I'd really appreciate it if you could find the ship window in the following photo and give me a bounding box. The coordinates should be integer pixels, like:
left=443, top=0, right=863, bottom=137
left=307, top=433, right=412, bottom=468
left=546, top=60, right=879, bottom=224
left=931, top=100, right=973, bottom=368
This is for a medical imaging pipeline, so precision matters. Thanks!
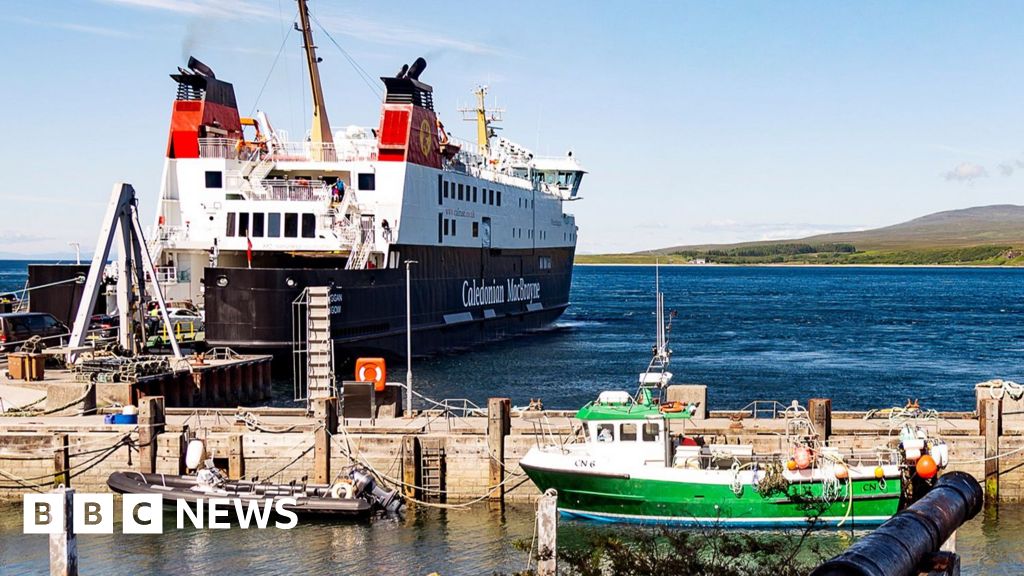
left=596, top=424, right=615, bottom=442
left=301, top=213, right=316, bottom=238
left=268, top=213, right=281, bottom=238
left=358, top=173, right=375, bottom=190
left=473, top=186, right=478, bottom=202
left=643, top=423, right=660, bottom=442
left=442, top=179, right=448, bottom=201
left=458, top=183, right=464, bottom=201
left=284, top=213, right=298, bottom=237
left=621, top=423, right=637, bottom=442
left=225, top=212, right=236, bottom=237
left=443, top=218, right=449, bottom=236
left=539, top=256, right=552, bottom=270
left=205, top=171, right=223, bottom=189
left=452, top=219, right=457, bottom=236
left=497, top=191, right=502, bottom=206
left=489, top=189, right=494, bottom=205
left=472, top=221, right=479, bottom=238
left=238, top=213, right=250, bottom=237
left=252, top=213, right=265, bottom=237
left=438, top=213, right=443, bottom=243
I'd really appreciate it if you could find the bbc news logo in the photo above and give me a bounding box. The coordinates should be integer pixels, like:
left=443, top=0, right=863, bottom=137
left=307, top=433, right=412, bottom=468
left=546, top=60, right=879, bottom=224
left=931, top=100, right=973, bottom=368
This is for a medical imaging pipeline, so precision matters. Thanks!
left=23, top=494, right=299, bottom=534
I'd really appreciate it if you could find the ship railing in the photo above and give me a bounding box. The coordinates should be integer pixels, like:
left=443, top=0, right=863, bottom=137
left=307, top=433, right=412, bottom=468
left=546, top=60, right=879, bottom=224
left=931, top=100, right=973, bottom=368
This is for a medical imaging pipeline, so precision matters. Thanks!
left=250, top=180, right=332, bottom=202
left=198, top=137, right=240, bottom=160
left=265, top=141, right=378, bottom=163
left=151, top=225, right=190, bottom=244
left=154, top=266, right=177, bottom=284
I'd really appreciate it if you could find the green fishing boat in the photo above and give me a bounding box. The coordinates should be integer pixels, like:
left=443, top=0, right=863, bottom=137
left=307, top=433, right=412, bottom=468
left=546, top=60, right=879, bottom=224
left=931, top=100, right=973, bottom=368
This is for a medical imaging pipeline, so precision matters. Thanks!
left=519, top=270, right=914, bottom=528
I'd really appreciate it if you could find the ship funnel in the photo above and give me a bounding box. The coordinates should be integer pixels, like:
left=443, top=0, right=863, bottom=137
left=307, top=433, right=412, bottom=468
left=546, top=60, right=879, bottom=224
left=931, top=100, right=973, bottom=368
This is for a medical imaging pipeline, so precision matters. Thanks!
left=187, top=56, right=216, bottom=79
left=395, top=63, right=409, bottom=79
left=407, top=57, right=427, bottom=80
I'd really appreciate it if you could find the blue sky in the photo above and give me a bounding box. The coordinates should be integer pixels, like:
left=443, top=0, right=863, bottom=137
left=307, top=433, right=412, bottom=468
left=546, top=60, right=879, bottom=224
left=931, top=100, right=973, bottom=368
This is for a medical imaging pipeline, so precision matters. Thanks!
left=2, top=0, right=1023, bottom=255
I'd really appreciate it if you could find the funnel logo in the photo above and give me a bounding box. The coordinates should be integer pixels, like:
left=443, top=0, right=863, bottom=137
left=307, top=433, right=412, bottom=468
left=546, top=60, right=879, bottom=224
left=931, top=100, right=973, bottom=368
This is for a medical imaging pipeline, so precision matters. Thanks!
left=419, top=118, right=434, bottom=156
left=23, top=493, right=298, bottom=534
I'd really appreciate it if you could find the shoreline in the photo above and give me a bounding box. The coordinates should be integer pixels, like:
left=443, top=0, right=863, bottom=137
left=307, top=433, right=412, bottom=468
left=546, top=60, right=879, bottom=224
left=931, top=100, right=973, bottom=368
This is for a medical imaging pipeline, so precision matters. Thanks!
left=573, top=261, right=1022, bottom=269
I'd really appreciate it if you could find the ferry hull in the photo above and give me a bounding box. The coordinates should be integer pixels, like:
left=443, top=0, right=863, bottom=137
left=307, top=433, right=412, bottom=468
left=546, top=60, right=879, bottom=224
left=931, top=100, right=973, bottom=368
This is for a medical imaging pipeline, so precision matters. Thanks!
left=520, top=463, right=901, bottom=528
left=202, top=244, right=575, bottom=358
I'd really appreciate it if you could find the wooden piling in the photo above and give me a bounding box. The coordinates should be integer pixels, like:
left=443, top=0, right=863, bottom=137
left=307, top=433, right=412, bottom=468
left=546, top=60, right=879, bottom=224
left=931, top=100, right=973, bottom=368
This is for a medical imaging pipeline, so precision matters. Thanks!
left=312, top=397, right=338, bottom=484
left=487, top=398, right=511, bottom=502
left=137, top=396, right=166, bottom=474
left=52, top=434, right=69, bottom=488
left=809, top=398, right=832, bottom=440
left=979, top=397, right=1001, bottom=502
left=402, top=435, right=421, bottom=500
left=536, top=489, right=558, bottom=576
left=49, top=486, right=77, bottom=576
left=228, top=433, right=245, bottom=480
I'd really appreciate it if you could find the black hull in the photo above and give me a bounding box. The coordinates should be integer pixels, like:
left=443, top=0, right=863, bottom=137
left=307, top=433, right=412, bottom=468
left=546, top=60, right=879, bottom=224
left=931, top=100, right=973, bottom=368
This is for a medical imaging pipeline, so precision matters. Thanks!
left=203, top=245, right=575, bottom=360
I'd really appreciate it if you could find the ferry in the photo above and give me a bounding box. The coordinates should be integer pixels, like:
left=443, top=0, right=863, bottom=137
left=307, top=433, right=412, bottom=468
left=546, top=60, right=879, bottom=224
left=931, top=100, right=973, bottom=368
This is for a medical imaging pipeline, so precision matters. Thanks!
left=150, top=0, right=584, bottom=359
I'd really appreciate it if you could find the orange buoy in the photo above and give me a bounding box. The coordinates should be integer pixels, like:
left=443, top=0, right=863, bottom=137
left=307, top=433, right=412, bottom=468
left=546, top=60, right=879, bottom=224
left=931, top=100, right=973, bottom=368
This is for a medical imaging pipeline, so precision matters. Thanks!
left=794, top=447, right=811, bottom=470
left=786, top=459, right=798, bottom=471
left=355, top=357, right=387, bottom=392
left=916, top=454, right=938, bottom=479
left=659, top=401, right=684, bottom=413
left=835, top=464, right=849, bottom=480
left=874, top=466, right=885, bottom=479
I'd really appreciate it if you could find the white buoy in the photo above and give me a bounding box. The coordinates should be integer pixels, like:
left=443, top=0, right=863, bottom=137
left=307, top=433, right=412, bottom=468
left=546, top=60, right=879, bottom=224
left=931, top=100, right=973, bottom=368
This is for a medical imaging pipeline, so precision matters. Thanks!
left=185, top=439, right=206, bottom=471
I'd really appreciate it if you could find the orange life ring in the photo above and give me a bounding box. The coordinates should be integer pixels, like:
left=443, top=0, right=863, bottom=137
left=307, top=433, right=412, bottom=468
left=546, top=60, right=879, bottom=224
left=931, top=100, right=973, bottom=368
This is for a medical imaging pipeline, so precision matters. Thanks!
left=355, top=357, right=387, bottom=392
left=660, top=401, right=684, bottom=414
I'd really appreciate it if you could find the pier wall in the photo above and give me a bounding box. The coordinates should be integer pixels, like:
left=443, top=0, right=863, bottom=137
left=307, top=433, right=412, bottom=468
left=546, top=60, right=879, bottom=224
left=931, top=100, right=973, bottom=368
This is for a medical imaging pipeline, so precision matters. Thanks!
left=5, top=391, right=1024, bottom=505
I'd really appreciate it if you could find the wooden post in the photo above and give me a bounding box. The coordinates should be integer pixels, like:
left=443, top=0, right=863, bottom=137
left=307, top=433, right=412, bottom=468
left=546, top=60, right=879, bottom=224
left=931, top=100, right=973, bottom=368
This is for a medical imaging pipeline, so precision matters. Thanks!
left=49, top=486, right=77, bottom=576
left=137, top=396, right=166, bottom=474
left=487, top=397, right=511, bottom=502
left=312, top=397, right=338, bottom=484
left=52, top=434, right=70, bottom=488
left=979, top=397, right=1001, bottom=503
left=537, top=489, right=558, bottom=576
left=402, top=435, right=421, bottom=500
left=228, top=433, right=245, bottom=480
left=809, top=398, right=832, bottom=441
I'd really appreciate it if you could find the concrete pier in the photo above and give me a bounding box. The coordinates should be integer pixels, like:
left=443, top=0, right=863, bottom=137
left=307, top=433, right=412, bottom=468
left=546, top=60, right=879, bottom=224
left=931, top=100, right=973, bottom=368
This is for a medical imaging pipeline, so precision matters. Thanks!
left=1, top=385, right=1023, bottom=504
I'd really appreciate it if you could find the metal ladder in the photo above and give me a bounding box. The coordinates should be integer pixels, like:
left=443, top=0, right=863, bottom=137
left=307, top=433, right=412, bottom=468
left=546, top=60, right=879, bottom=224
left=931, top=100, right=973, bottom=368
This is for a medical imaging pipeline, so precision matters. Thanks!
left=305, top=287, right=334, bottom=400
left=420, top=446, right=446, bottom=502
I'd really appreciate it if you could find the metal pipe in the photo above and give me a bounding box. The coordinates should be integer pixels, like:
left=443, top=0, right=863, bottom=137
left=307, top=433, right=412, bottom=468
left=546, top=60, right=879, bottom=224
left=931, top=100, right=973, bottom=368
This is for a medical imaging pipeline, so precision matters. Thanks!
left=811, top=471, right=983, bottom=576
left=404, top=260, right=418, bottom=416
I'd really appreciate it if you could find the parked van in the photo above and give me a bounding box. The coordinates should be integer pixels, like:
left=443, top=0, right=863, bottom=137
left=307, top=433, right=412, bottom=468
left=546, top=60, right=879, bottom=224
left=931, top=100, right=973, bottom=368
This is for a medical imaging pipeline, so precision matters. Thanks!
left=0, top=312, right=68, bottom=352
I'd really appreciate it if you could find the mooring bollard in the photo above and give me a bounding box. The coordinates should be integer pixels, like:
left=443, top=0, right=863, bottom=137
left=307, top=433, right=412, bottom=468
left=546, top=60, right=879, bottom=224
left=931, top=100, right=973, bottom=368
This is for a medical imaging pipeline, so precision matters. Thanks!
left=811, top=471, right=983, bottom=576
left=536, top=488, right=558, bottom=576
left=49, top=485, right=77, bottom=576
left=809, top=398, right=832, bottom=440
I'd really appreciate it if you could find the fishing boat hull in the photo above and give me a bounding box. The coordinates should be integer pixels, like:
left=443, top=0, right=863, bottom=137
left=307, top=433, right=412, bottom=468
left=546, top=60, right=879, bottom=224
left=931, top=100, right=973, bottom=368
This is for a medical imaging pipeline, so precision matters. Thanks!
left=520, top=453, right=902, bottom=528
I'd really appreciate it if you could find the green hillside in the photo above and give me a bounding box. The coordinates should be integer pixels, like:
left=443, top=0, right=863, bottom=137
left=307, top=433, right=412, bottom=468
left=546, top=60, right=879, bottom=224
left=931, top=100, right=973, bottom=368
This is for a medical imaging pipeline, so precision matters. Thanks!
left=580, top=205, right=1024, bottom=266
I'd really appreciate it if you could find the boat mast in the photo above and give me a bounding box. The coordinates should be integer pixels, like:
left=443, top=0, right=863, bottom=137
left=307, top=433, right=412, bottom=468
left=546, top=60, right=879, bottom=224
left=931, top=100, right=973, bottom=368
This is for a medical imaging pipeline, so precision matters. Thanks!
left=296, top=0, right=334, bottom=158
left=460, top=86, right=503, bottom=157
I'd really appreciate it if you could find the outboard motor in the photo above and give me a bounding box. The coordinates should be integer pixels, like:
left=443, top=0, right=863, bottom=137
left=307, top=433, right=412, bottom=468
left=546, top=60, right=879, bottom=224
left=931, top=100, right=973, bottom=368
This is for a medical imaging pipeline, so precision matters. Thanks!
left=350, top=467, right=405, bottom=513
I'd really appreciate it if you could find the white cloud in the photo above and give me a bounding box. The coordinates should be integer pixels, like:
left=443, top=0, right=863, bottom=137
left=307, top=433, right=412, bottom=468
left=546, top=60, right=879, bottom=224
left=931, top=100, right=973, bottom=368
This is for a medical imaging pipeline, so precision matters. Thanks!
left=943, top=162, right=989, bottom=183
left=96, top=0, right=273, bottom=20
left=2, top=15, right=137, bottom=38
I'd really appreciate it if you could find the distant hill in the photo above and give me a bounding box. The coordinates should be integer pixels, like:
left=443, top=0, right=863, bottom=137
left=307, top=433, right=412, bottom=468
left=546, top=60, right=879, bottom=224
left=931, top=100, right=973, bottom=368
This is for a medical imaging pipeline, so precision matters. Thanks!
left=647, top=205, right=1024, bottom=254
left=577, top=205, right=1024, bottom=266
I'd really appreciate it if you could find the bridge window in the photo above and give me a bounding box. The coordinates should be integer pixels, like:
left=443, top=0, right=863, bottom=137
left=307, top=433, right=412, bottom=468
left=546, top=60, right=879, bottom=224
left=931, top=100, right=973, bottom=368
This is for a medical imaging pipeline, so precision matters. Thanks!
left=225, top=212, right=236, bottom=237
left=205, top=171, right=223, bottom=189
left=643, top=423, right=660, bottom=442
left=596, top=424, right=615, bottom=442
left=284, top=213, right=298, bottom=238
left=301, top=213, right=316, bottom=238
left=268, top=213, right=281, bottom=238
left=621, top=423, right=637, bottom=442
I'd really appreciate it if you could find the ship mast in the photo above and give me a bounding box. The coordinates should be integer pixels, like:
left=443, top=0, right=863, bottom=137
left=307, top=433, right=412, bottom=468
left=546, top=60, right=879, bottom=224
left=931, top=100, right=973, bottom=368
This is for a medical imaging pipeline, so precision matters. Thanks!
left=460, top=86, right=503, bottom=157
left=296, top=0, right=333, bottom=158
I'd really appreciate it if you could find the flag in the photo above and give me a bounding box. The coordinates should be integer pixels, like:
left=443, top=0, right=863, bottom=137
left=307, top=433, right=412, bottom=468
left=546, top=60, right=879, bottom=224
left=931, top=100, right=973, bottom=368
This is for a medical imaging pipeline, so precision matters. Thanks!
left=246, top=236, right=252, bottom=269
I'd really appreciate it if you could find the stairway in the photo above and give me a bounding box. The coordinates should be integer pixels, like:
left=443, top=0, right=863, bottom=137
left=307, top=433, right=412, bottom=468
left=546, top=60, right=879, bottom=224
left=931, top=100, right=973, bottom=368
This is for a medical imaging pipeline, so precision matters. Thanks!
left=306, top=287, right=333, bottom=399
